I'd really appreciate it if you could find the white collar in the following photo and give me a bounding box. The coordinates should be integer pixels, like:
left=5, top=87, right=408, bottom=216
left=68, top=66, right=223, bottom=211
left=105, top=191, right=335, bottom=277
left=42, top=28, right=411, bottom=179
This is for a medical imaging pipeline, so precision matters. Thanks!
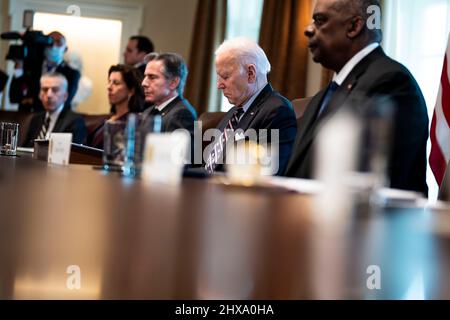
left=333, top=42, right=380, bottom=85
left=240, top=82, right=267, bottom=115
left=156, top=94, right=179, bottom=112
left=44, top=103, right=65, bottom=139
left=47, top=103, right=65, bottom=121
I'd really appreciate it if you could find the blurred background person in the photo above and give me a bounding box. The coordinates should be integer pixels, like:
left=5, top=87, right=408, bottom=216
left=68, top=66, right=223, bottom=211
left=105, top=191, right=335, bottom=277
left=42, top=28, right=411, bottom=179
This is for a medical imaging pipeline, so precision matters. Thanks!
left=22, top=72, right=86, bottom=147
left=65, top=51, right=93, bottom=112
left=0, top=69, right=7, bottom=104
left=9, top=31, right=80, bottom=112
left=123, top=35, right=154, bottom=77
left=88, top=64, right=144, bottom=149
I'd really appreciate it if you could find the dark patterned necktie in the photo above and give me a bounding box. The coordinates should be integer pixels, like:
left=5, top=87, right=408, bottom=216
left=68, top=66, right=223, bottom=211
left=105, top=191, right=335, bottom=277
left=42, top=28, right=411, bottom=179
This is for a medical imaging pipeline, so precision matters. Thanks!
left=37, top=115, right=51, bottom=140
left=149, top=106, right=160, bottom=115
left=205, top=107, right=245, bottom=173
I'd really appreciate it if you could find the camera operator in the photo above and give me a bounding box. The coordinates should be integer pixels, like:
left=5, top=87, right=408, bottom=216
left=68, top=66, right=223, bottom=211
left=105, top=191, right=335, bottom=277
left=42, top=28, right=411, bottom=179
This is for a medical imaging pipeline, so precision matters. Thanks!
left=9, top=31, right=80, bottom=112
left=0, top=69, right=7, bottom=94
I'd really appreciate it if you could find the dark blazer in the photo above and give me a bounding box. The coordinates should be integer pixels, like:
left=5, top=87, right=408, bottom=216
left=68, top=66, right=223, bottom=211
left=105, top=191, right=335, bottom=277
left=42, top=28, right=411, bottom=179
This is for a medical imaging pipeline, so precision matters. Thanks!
left=284, top=47, right=429, bottom=195
left=215, top=83, right=297, bottom=175
left=140, top=95, right=198, bottom=135
left=10, top=60, right=81, bottom=112
left=23, top=107, right=87, bottom=147
left=136, top=63, right=147, bottom=78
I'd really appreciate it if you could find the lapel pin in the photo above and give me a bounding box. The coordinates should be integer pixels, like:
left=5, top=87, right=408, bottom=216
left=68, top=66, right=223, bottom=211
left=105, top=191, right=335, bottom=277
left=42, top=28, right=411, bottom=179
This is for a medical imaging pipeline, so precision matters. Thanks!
left=347, top=84, right=353, bottom=90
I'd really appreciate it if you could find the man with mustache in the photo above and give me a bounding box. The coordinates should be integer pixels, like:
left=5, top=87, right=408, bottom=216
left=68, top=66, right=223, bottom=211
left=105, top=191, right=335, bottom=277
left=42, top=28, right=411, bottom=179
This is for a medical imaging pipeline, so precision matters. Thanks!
left=284, top=0, right=429, bottom=195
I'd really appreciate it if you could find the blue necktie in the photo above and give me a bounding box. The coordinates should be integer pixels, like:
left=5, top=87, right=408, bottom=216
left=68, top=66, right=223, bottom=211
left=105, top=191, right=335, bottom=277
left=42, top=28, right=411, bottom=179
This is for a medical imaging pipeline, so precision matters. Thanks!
left=317, top=81, right=339, bottom=118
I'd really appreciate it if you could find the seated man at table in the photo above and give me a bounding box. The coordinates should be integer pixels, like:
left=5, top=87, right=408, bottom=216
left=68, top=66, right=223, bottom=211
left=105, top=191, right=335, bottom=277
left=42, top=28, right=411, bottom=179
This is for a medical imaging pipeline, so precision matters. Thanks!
left=140, top=52, right=197, bottom=135
left=204, top=37, right=297, bottom=175
left=23, top=72, right=87, bottom=148
left=283, top=0, right=429, bottom=195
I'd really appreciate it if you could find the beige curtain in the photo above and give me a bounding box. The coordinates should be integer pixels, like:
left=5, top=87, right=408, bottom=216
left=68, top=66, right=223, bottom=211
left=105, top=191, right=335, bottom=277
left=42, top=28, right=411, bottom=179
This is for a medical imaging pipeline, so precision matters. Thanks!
left=321, top=68, right=334, bottom=88
left=184, top=0, right=227, bottom=115
left=259, top=0, right=313, bottom=100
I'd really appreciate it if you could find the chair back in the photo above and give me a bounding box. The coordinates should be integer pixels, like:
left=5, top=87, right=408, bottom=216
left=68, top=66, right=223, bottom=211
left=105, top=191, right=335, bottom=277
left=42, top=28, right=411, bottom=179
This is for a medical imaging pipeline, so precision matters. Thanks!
left=291, top=97, right=312, bottom=119
left=198, top=112, right=226, bottom=133
left=80, top=113, right=110, bottom=136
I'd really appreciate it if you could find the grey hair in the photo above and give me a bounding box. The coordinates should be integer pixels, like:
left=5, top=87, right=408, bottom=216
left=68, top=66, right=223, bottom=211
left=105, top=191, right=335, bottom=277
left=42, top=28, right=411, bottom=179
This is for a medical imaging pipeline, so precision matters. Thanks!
left=40, top=72, right=68, bottom=92
left=144, top=52, right=188, bottom=96
left=215, top=37, right=271, bottom=78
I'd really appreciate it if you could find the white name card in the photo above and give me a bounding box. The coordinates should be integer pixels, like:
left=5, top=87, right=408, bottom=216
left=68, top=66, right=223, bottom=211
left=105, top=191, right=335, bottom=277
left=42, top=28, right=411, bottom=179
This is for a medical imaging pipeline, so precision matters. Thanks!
left=142, top=131, right=190, bottom=186
left=48, top=133, right=73, bottom=165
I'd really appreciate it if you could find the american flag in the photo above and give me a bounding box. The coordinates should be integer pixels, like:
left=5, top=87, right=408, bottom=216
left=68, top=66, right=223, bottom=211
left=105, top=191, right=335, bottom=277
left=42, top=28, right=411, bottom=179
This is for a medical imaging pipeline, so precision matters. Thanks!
left=430, top=34, right=450, bottom=185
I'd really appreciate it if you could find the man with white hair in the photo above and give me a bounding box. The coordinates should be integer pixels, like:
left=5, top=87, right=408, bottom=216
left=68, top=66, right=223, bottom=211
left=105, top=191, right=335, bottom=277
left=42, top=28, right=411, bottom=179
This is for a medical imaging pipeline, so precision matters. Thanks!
left=23, top=72, right=87, bottom=147
left=205, top=37, right=297, bottom=175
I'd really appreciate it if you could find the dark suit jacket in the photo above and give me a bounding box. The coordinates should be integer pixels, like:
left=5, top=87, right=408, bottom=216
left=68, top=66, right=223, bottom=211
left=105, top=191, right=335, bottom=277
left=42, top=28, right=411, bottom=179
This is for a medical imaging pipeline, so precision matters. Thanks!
left=284, top=47, right=429, bottom=195
left=214, top=83, right=297, bottom=175
left=136, top=63, right=146, bottom=78
left=23, top=106, right=87, bottom=147
left=10, top=61, right=81, bottom=112
left=140, top=96, right=198, bottom=135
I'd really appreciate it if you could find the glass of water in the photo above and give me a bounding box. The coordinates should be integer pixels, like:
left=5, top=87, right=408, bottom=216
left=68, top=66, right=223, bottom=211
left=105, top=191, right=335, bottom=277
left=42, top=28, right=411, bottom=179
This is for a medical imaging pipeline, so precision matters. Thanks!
left=0, top=122, right=19, bottom=156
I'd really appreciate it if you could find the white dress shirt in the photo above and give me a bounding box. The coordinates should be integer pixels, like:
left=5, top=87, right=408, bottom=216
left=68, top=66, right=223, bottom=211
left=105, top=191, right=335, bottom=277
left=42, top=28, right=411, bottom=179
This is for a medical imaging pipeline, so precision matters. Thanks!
left=238, top=82, right=267, bottom=120
left=155, top=94, right=179, bottom=112
left=333, top=42, right=380, bottom=86
left=45, top=103, right=65, bottom=139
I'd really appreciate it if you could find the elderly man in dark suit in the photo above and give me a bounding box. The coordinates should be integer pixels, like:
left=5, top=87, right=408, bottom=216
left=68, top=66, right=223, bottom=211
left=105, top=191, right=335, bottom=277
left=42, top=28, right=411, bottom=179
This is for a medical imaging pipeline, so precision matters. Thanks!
left=204, top=37, right=297, bottom=175
left=140, top=52, right=197, bottom=134
left=23, top=72, right=86, bottom=147
left=284, top=0, right=429, bottom=195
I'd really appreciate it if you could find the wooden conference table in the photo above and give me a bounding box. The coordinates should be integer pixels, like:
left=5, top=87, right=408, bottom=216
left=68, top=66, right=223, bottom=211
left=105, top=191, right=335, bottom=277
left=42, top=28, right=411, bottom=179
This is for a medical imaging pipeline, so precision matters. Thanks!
left=0, top=153, right=450, bottom=300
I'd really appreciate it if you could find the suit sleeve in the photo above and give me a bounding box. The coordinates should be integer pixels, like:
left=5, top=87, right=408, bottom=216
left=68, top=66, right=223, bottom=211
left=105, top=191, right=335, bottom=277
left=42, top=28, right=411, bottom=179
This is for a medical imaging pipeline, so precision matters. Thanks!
left=68, top=115, right=88, bottom=145
left=165, top=108, right=196, bottom=135
left=259, top=103, right=298, bottom=176
left=22, top=115, right=40, bottom=148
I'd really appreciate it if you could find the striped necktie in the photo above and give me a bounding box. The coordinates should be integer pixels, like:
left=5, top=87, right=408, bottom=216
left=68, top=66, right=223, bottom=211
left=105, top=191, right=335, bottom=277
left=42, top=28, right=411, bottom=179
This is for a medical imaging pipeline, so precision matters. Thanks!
left=205, top=107, right=245, bottom=173
left=37, top=115, right=51, bottom=140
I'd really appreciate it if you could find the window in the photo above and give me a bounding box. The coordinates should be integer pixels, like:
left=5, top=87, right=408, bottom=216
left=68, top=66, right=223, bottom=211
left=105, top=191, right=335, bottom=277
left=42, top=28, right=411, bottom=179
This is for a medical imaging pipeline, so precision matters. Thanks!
left=384, top=0, right=450, bottom=201
left=219, top=0, right=264, bottom=112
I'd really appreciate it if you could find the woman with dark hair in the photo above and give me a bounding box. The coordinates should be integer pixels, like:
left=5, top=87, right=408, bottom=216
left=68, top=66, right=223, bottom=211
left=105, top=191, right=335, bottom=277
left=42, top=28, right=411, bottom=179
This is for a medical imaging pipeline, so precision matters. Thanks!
left=88, top=64, right=144, bottom=149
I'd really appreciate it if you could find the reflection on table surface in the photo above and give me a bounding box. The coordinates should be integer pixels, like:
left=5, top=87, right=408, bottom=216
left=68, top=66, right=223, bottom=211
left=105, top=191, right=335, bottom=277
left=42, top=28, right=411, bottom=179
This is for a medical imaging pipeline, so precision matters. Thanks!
left=1, top=153, right=450, bottom=299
